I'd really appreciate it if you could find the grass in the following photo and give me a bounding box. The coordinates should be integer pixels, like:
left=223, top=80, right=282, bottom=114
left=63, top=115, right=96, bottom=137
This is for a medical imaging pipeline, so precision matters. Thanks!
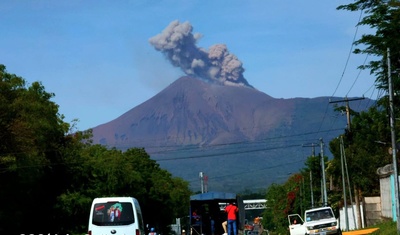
left=370, top=220, right=396, bottom=235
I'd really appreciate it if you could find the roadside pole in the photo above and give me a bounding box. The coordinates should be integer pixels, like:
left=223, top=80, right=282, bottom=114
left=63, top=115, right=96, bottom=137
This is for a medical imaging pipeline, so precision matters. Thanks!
left=387, top=47, right=400, bottom=234
left=320, top=138, right=327, bottom=207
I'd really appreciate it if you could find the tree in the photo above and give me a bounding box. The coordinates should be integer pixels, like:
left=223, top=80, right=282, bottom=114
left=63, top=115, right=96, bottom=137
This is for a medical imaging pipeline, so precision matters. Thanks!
left=0, top=65, right=192, bottom=234
left=333, top=1, right=400, bottom=228
left=302, top=154, right=324, bottom=207
left=56, top=145, right=192, bottom=234
left=337, top=0, right=400, bottom=94
left=263, top=183, right=288, bottom=234
left=328, top=106, right=392, bottom=212
left=0, top=64, right=70, bottom=233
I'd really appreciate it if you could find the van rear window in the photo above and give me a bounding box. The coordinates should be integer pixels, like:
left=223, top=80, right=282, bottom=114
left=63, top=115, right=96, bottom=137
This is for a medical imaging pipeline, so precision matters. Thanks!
left=92, top=202, right=135, bottom=226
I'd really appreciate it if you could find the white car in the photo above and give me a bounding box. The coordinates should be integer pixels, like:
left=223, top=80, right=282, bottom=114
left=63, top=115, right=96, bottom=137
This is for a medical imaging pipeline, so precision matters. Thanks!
left=288, top=207, right=342, bottom=235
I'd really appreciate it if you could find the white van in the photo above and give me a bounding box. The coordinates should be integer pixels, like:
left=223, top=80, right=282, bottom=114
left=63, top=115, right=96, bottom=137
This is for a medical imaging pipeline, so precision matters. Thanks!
left=88, top=197, right=145, bottom=235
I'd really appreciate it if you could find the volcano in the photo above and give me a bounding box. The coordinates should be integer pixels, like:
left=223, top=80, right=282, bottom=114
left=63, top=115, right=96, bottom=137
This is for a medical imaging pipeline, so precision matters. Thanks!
left=91, top=76, right=373, bottom=192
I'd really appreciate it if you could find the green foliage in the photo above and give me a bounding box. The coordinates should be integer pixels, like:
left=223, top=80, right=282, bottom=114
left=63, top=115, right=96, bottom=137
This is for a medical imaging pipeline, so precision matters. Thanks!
left=337, top=1, right=400, bottom=93
left=0, top=64, right=192, bottom=234
left=262, top=2, right=400, bottom=233
left=0, top=64, right=70, bottom=233
left=56, top=144, right=192, bottom=234
left=263, top=173, right=308, bottom=233
left=326, top=0, right=400, bottom=222
left=263, top=153, right=333, bottom=234
left=263, top=183, right=288, bottom=234
left=328, top=106, right=393, bottom=202
left=302, top=155, right=324, bottom=206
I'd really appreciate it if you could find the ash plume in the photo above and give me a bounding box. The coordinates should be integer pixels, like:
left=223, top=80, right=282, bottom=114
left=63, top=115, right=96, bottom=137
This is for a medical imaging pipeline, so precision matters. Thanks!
left=149, top=20, right=253, bottom=88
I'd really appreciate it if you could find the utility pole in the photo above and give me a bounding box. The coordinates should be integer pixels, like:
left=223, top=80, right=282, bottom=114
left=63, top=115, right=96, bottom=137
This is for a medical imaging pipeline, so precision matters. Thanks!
left=320, top=138, right=328, bottom=207
left=387, top=47, right=400, bottom=234
left=204, top=175, right=208, bottom=193
left=199, top=172, right=204, bottom=193
left=330, top=96, right=365, bottom=228
left=329, top=97, right=365, bottom=132
left=303, top=143, right=317, bottom=208
left=340, top=136, right=349, bottom=231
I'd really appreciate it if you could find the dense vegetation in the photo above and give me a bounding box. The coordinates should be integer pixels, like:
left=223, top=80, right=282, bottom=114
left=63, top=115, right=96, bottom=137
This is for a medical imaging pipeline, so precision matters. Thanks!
left=0, top=64, right=192, bottom=234
left=262, top=0, right=400, bottom=233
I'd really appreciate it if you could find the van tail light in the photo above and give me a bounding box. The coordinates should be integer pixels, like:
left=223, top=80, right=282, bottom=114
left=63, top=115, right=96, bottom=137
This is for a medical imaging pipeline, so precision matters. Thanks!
left=136, top=229, right=140, bottom=235
left=88, top=231, right=92, bottom=235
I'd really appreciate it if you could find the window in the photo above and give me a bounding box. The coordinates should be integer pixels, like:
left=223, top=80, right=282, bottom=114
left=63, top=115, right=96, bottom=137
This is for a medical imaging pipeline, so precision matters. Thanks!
left=92, top=202, right=135, bottom=226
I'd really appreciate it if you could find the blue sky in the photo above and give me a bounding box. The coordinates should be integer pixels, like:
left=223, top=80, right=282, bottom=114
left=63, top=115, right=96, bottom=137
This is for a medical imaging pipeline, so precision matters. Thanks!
left=1, top=1, right=377, bottom=131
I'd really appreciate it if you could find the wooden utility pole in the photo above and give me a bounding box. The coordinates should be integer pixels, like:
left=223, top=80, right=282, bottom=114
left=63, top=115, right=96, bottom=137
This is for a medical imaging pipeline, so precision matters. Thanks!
left=330, top=96, right=365, bottom=229
left=329, top=97, right=365, bottom=132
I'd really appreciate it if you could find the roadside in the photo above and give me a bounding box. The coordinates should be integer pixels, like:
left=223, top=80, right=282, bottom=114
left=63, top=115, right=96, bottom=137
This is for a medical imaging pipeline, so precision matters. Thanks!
left=343, top=228, right=379, bottom=235
left=342, top=220, right=395, bottom=235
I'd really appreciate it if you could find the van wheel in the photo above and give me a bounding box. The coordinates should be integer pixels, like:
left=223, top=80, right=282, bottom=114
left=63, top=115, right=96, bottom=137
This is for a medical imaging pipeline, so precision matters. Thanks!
left=336, top=229, right=342, bottom=235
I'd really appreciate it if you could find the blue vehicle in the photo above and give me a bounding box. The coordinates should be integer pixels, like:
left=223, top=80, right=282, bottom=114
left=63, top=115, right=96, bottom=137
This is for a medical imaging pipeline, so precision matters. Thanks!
left=189, top=192, right=245, bottom=235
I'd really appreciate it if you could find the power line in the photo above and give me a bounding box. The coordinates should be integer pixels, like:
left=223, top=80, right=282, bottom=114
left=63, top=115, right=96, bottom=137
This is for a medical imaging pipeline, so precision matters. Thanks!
left=331, top=10, right=364, bottom=97
left=316, top=9, right=366, bottom=137
left=187, top=158, right=306, bottom=183
left=345, top=54, right=370, bottom=97
left=154, top=143, right=301, bottom=162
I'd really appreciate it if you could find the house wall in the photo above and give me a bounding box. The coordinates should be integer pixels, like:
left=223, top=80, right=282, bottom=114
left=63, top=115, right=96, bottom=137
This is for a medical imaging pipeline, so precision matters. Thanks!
left=379, top=176, right=392, bottom=218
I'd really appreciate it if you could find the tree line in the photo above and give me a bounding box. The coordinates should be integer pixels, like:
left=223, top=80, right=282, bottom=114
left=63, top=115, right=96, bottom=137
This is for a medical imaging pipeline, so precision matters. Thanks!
left=0, top=64, right=192, bottom=234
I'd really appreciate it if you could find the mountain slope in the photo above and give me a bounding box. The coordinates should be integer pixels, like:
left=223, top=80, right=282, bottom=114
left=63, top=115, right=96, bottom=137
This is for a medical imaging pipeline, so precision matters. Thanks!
left=92, top=76, right=295, bottom=147
left=91, top=76, right=373, bottom=192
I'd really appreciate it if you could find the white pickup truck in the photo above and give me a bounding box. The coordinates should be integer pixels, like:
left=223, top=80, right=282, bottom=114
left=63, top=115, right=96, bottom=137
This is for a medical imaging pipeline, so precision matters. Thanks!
left=288, top=206, right=342, bottom=235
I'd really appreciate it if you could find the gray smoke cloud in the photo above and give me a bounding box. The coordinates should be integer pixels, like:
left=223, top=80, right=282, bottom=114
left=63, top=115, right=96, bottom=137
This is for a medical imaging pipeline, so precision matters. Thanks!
left=149, top=20, right=253, bottom=88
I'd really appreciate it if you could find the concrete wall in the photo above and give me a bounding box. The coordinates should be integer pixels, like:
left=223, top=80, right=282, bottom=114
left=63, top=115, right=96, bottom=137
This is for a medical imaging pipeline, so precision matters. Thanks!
left=339, top=204, right=364, bottom=231
left=363, top=197, right=382, bottom=227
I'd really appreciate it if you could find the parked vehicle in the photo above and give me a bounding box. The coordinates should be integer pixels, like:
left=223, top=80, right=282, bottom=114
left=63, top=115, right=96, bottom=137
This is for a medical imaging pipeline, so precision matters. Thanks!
left=288, top=206, right=342, bottom=235
left=88, top=197, right=145, bottom=235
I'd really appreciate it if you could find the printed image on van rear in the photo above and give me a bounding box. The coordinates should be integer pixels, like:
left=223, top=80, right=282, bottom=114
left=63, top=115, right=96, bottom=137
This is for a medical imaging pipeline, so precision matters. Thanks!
left=92, top=202, right=134, bottom=225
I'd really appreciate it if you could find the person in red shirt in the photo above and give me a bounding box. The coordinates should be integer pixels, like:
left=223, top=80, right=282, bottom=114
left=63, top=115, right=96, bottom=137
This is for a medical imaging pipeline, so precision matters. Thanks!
left=224, top=202, right=238, bottom=235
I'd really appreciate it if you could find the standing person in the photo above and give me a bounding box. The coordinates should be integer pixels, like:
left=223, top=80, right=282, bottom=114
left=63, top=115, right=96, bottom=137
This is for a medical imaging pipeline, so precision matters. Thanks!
left=253, top=217, right=264, bottom=235
left=221, top=221, right=227, bottom=235
left=224, top=202, right=238, bottom=235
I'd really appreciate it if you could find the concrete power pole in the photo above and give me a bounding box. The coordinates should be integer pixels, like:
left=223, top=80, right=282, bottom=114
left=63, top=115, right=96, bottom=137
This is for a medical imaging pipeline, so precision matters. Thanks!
left=303, top=143, right=317, bottom=208
left=387, top=47, right=400, bottom=234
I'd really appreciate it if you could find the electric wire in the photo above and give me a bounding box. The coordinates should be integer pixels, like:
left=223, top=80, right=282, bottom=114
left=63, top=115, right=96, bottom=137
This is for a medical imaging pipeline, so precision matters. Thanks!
left=332, top=10, right=363, bottom=97
left=187, top=158, right=306, bottom=183
left=316, top=9, right=364, bottom=135
left=345, top=54, right=369, bottom=97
